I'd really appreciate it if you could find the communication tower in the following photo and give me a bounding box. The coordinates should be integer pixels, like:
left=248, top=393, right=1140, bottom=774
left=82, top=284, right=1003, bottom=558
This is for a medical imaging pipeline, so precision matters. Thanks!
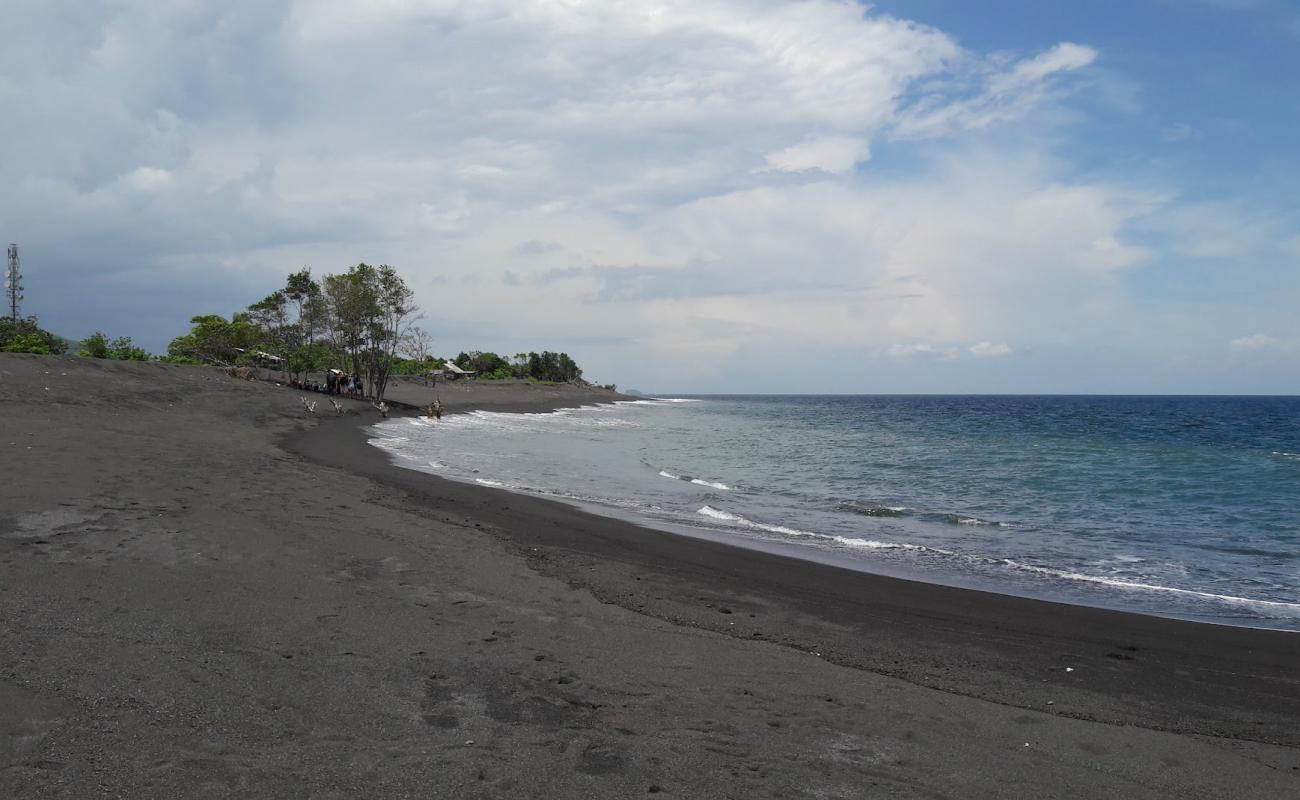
left=4, top=244, right=21, bottom=321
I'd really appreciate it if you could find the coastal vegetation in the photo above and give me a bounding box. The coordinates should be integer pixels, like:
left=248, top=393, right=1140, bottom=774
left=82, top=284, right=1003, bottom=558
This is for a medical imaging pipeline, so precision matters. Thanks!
left=80, top=332, right=150, bottom=361
left=449, top=350, right=583, bottom=383
left=5, top=263, right=589, bottom=399
left=167, top=264, right=418, bottom=402
left=0, top=316, right=69, bottom=355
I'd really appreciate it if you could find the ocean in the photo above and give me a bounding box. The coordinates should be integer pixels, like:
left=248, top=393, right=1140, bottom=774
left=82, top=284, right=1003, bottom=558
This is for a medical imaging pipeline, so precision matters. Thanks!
left=369, top=395, right=1300, bottom=631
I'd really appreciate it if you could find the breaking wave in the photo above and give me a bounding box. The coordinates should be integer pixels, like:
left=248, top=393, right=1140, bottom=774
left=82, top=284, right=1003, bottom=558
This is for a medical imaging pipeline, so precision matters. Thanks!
left=657, top=469, right=731, bottom=490
left=697, top=506, right=817, bottom=538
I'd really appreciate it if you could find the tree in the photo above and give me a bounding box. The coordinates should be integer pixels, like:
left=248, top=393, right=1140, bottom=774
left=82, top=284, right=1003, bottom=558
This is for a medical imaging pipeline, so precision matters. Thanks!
left=247, top=292, right=288, bottom=352
left=166, top=314, right=259, bottom=364
left=320, top=263, right=419, bottom=401
left=79, top=331, right=150, bottom=360
left=109, top=336, right=149, bottom=361
left=400, top=327, right=436, bottom=383
left=161, top=262, right=422, bottom=396
left=0, top=316, right=68, bottom=355
left=400, top=327, right=434, bottom=365
left=365, top=264, right=419, bottom=401
left=80, top=332, right=110, bottom=359
left=523, top=350, right=583, bottom=382
left=284, top=267, right=324, bottom=348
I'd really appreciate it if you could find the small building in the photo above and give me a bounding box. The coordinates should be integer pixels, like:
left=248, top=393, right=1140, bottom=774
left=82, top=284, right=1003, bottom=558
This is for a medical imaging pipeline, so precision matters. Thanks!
left=442, top=361, right=476, bottom=380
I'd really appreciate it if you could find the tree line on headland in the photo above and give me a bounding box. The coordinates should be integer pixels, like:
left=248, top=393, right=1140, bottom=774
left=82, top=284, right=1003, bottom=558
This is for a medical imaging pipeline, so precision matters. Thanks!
left=1, top=263, right=588, bottom=401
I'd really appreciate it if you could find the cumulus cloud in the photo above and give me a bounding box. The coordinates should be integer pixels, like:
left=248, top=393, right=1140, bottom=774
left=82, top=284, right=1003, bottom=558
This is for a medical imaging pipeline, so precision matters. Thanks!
left=14, top=0, right=1283, bottom=391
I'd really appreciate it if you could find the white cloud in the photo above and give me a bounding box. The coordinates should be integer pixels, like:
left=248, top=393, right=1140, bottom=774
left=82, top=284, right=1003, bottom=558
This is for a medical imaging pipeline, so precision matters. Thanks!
left=969, top=341, right=1012, bottom=357
left=121, top=167, right=174, bottom=192
left=763, top=136, right=871, bottom=174
left=887, top=343, right=960, bottom=360
left=13, top=0, right=1289, bottom=392
left=892, top=42, right=1098, bottom=139
left=1230, top=333, right=1281, bottom=351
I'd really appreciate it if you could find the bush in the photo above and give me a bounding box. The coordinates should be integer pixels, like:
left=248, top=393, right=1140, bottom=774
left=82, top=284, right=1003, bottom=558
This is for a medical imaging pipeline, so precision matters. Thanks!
left=0, top=317, right=67, bottom=355
left=80, top=332, right=110, bottom=358
left=2, top=332, right=52, bottom=354
left=79, top=332, right=151, bottom=360
left=110, top=336, right=150, bottom=361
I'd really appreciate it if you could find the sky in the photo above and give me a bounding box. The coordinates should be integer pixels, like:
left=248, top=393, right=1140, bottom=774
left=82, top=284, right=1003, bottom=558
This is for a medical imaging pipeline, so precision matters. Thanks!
left=3, top=0, right=1299, bottom=393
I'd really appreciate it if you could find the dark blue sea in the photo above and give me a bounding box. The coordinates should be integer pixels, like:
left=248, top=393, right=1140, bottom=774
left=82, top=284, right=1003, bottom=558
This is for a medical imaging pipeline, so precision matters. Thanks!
left=371, top=395, right=1300, bottom=630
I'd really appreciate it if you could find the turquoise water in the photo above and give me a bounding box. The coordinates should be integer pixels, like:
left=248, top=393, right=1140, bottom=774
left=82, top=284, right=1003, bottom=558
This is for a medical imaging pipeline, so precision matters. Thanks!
left=371, top=395, right=1300, bottom=630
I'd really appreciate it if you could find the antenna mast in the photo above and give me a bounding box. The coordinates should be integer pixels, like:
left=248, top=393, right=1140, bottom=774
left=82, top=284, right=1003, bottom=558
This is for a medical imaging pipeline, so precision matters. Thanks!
left=4, top=244, right=21, bottom=321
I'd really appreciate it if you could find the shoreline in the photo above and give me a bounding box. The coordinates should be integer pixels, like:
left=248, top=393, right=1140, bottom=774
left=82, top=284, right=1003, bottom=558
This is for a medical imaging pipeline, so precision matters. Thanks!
left=291, top=412, right=1300, bottom=747
left=372, top=421, right=1299, bottom=635
left=5, top=355, right=1298, bottom=797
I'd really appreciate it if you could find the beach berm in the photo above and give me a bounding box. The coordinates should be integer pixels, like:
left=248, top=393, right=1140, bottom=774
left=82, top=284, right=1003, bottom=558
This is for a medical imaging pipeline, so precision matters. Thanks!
left=1, top=354, right=1297, bottom=798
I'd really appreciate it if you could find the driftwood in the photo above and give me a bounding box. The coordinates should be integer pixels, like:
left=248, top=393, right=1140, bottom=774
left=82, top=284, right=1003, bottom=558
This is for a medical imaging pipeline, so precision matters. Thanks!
left=225, top=366, right=256, bottom=381
left=373, top=400, right=389, bottom=418
left=300, top=396, right=317, bottom=414
left=329, top=398, right=344, bottom=416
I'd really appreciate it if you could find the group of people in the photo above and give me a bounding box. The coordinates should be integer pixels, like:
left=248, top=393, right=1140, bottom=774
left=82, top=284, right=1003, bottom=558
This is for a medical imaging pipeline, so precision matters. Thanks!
left=288, top=371, right=364, bottom=399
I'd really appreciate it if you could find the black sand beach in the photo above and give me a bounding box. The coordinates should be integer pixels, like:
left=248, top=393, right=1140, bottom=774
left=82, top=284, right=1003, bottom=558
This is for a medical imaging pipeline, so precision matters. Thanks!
left=2, top=354, right=1298, bottom=798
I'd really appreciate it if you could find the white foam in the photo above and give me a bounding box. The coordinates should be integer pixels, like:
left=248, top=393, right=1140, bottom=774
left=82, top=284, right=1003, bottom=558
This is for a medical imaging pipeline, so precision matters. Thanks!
left=696, top=506, right=817, bottom=538
left=698, top=505, right=741, bottom=522
left=475, top=478, right=506, bottom=487
left=690, top=478, right=731, bottom=491
left=954, top=516, right=1013, bottom=528
left=1002, top=560, right=1300, bottom=612
left=658, top=470, right=680, bottom=480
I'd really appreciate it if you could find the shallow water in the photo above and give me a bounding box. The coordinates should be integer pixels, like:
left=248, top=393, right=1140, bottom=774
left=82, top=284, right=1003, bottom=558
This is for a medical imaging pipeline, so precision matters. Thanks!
left=370, top=395, right=1300, bottom=630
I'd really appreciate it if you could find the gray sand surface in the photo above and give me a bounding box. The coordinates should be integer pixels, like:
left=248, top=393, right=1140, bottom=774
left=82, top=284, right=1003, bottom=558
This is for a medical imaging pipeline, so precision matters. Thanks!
left=1, top=354, right=1297, bottom=798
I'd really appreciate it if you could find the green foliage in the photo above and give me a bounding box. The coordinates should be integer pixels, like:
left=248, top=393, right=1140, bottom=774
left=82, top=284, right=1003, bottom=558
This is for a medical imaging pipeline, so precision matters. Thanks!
left=434, top=349, right=587, bottom=381
left=390, top=355, right=445, bottom=376
left=455, top=351, right=510, bottom=376
left=525, top=350, right=582, bottom=382
left=109, top=337, right=149, bottom=361
left=321, top=263, right=418, bottom=400
left=445, top=349, right=585, bottom=382
left=0, top=316, right=68, bottom=355
left=167, top=313, right=260, bottom=364
left=79, top=331, right=151, bottom=360
left=80, top=332, right=109, bottom=358
left=286, top=342, right=334, bottom=376
left=3, top=332, right=51, bottom=354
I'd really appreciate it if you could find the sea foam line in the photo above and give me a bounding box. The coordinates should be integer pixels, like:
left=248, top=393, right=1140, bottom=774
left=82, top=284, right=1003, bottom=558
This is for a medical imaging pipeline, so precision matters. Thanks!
left=1002, top=560, right=1300, bottom=612
left=697, top=506, right=817, bottom=538
left=694, top=507, right=1298, bottom=614
left=658, top=470, right=731, bottom=490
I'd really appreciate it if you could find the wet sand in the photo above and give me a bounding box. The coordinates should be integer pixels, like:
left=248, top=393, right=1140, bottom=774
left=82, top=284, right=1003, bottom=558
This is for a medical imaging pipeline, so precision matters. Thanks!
left=1, top=354, right=1297, bottom=798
